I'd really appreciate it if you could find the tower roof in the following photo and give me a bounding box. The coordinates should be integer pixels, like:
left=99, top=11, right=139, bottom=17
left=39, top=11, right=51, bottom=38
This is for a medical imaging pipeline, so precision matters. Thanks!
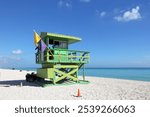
left=41, top=32, right=81, bottom=44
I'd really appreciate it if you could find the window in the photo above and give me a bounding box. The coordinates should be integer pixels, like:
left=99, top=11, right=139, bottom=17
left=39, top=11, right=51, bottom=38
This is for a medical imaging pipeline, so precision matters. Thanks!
left=53, top=41, right=68, bottom=49
left=49, top=39, right=53, bottom=44
left=59, top=42, right=68, bottom=48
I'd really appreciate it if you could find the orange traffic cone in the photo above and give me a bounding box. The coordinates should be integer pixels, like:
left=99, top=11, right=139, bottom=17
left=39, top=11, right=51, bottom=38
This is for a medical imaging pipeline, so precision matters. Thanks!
left=77, top=89, right=81, bottom=97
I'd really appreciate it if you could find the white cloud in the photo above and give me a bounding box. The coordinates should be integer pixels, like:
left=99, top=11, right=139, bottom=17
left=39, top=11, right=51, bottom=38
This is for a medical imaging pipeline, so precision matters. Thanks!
left=10, top=56, right=21, bottom=61
left=58, top=0, right=63, bottom=7
left=96, top=10, right=106, bottom=17
left=0, top=56, right=8, bottom=64
left=65, top=2, right=72, bottom=8
left=80, top=0, right=91, bottom=3
left=100, top=11, right=106, bottom=17
left=0, top=55, right=22, bottom=68
left=58, top=0, right=72, bottom=8
left=114, top=6, right=142, bottom=22
left=12, top=49, right=23, bottom=55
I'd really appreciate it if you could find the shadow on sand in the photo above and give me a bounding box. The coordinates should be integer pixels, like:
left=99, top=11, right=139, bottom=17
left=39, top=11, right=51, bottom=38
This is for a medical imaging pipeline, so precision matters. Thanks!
left=0, top=80, right=39, bottom=87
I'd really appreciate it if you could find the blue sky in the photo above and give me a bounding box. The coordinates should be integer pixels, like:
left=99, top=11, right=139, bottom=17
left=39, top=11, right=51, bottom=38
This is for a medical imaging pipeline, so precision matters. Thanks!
left=0, top=0, right=150, bottom=68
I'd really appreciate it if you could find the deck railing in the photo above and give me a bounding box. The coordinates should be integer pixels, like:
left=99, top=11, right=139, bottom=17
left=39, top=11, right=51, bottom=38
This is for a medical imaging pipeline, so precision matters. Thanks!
left=36, top=49, right=90, bottom=64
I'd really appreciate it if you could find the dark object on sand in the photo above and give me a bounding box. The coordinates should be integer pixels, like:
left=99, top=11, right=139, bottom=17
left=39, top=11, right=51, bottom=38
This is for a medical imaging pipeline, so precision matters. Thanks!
left=26, top=72, right=37, bottom=82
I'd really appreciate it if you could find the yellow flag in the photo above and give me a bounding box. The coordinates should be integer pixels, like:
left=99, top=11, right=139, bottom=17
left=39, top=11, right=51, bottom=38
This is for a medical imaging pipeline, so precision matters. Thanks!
left=34, top=31, right=41, bottom=45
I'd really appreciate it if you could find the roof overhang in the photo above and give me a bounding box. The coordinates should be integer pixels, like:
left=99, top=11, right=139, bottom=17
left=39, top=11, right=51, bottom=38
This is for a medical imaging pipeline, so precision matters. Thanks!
left=41, top=32, right=81, bottom=44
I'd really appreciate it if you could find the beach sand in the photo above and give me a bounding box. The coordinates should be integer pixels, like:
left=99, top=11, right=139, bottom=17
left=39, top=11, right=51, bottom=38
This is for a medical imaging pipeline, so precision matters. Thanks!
left=0, top=69, right=150, bottom=100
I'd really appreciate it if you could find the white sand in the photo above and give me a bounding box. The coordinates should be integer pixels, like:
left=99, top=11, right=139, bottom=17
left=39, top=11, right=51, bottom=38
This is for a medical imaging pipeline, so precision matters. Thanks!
left=0, top=69, right=150, bottom=100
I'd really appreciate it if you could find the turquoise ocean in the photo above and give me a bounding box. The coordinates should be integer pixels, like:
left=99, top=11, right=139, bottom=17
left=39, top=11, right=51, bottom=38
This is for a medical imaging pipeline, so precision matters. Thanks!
left=79, top=68, right=150, bottom=82
left=18, top=68, right=150, bottom=82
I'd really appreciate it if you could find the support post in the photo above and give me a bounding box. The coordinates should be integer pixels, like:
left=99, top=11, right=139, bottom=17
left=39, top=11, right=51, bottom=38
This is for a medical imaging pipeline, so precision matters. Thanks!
left=83, top=64, right=85, bottom=81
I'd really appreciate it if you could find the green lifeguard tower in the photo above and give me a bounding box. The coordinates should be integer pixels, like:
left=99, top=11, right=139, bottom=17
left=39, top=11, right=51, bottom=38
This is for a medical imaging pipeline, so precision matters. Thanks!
left=26, top=32, right=90, bottom=85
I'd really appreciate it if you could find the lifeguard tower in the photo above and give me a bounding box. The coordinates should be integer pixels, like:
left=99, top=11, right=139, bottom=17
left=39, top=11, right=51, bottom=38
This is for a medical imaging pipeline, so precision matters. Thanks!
left=26, top=32, right=90, bottom=85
